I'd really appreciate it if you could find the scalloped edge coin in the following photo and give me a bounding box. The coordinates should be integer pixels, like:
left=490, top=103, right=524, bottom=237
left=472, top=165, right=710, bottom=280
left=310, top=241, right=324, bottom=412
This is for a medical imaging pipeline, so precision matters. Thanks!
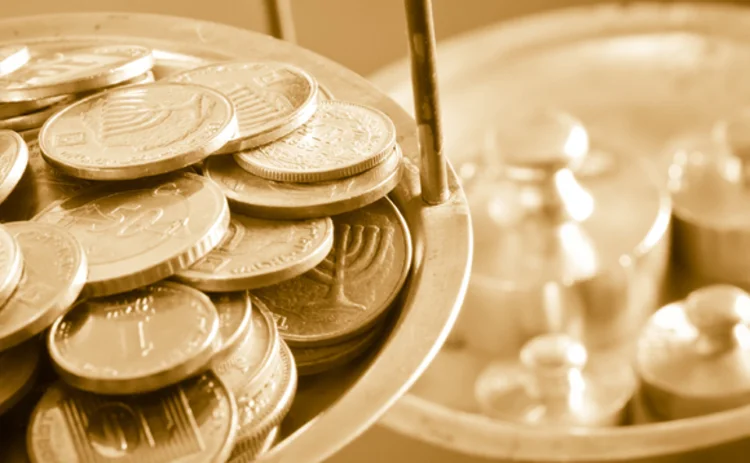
left=169, top=61, right=318, bottom=154
left=33, top=172, right=230, bottom=297
left=0, top=45, right=30, bottom=77
left=0, top=130, right=29, bottom=204
left=0, top=45, right=154, bottom=102
left=205, top=143, right=403, bottom=220
left=234, top=101, right=396, bottom=183
left=38, top=82, right=238, bottom=180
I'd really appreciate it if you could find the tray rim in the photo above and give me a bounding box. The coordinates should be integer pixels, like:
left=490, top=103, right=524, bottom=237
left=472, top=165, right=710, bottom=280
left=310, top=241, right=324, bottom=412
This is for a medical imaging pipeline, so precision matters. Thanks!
left=0, top=12, right=473, bottom=463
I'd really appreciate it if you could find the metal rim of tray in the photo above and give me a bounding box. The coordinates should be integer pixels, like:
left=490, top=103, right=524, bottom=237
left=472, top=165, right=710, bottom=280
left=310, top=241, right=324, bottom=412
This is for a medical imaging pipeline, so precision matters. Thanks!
left=371, top=2, right=750, bottom=461
left=0, top=12, right=473, bottom=463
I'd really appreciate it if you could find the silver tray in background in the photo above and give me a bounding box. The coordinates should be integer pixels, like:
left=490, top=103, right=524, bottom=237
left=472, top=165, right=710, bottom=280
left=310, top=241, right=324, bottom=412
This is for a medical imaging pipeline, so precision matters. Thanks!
left=0, top=12, right=473, bottom=463
left=370, top=2, right=750, bottom=463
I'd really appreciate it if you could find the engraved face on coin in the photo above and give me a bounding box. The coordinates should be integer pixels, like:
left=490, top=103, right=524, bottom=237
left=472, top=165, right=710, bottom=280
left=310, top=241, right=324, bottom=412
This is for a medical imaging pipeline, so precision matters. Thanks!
left=175, top=214, right=334, bottom=292
left=34, top=172, right=230, bottom=297
left=205, top=144, right=403, bottom=220
left=48, top=281, right=220, bottom=395
left=39, top=82, right=237, bottom=180
left=254, top=197, right=411, bottom=347
left=170, top=61, right=318, bottom=154
left=0, top=340, right=42, bottom=416
left=235, top=101, right=396, bottom=183
left=0, top=45, right=30, bottom=77
left=0, top=222, right=87, bottom=352
left=27, top=372, right=237, bottom=463
left=0, top=130, right=29, bottom=205
left=210, top=291, right=254, bottom=364
left=0, top=45, right=154, bottom=101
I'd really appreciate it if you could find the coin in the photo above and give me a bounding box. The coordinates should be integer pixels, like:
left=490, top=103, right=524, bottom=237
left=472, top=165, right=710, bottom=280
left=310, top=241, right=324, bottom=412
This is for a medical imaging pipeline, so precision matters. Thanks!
left=34, top=172, right=230, bottom=297
left=169, top=61, right=318, bottom=154
left=235, top=101, right=396, bottom=183
left=27, top=372, right=237, bottom=463
left=38, top=82, right=238, bottom=180
left=210, top=291, right=254, bottom=365
left=0, top=45, right=30, bottom=77
left=205, top=143, right=403, bottom=220
left=0, top=223, right=23, bottom=309
left=254, top=197, right=411, bottom=347
left=214, top=296, right=280, bottom=395
left=0, top=94, right=74, bottom=120
left=0, top=45, right=154, bottom=102
left=0, top=99, right=69, bottom=132
left=293, top=321, right=385, bottom=376
left=175, top=213, right=335, bottom=292
left=48, top=281, right=220, bottom=395
left=318, top=84, right=334, bottom=101
left=0, top=222, right=87, bottom=352
left=0, top=340, right=41, bottom=416
left=0, top=130, right=29, bottom=205
left=228, top=341, right=297, bottom=463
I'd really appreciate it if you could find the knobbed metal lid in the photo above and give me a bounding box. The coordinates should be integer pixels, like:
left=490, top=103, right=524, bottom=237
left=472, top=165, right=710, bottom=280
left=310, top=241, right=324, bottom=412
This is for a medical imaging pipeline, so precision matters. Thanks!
left=636, top=284, right=750, bottom=420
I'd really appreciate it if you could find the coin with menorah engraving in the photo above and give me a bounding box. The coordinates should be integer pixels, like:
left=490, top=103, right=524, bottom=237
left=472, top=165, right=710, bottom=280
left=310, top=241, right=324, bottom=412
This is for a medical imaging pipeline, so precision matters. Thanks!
left=175, top=213, right=334, bottom=292
left=48, top=281, right=220, bottom=395
left=0, top=45, right=154, bottom=102
left=252, top=196, right=412, bottom=347
left=169, top=61, right=318, bottom=154
left=0, top=222, right=86, bottom=352
left=235, top=101, right=396, bottom=183
left=0, top=45, right=30, bottom=78
left=33, top=172, right=230, bottom=297
left=27, top=371, right=237, bottom=463
left=38, top=82, right=237, bottom=180
left=214, top=296, right=280, bottom=396
left=209, top=291, right=253, bottom=366
left=0, top=131, right=29, bottom=206
left=204, top=143, right=403, bottom=220
left=0, top=339, right=42, bottom=416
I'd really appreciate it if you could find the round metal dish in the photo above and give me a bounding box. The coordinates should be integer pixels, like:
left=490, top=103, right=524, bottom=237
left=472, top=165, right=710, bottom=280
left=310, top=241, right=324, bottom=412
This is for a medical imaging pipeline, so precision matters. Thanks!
left=0, top=12, right=473, bottom=463
left=370, top=2, right=750, bottom=462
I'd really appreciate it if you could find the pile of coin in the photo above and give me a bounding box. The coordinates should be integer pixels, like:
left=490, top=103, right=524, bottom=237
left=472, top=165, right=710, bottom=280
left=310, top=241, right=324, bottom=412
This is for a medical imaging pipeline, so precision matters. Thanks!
left=0, top=42, right=412, bottom=462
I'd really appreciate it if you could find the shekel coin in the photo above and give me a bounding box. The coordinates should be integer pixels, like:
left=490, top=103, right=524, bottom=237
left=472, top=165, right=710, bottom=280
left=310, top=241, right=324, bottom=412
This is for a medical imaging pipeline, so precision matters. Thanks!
left=228, top=342, right=297, bottom=463
left=0, top=223, right=23, bottom=308
left=27, top=372, right=237, bottom=463
left=235, top=101, right=396, bottom=183
left=175, top=213, right=334, bottom=291
left=0, top=99, right=69, bottom=132
left=39, top=82, right=237, bottom=180
left=0, top=45, right=154, bottom=102
left=254, top=197, right=411, bottom=347
left=210, top=291, right=254, bottom=366
left=0, top=94, right=73, bottom=120
left=293, top=321, right=385, bottom=376
left=215, top=296, right=279, bottom=395
left=0, top=130, right=29, bottom=205
left=0, top=45, right=30, bottom=77
left=205, top=143, right=403, bottom=220
left=0, top=340, right=41, bottom=416
left=0, top=138, right=91, bottom=222
left=34, top=172, right=230, bottom=297
left=0, top=222, right=86, bottom=352
left=48, top=281, right=220, bottom=395
left=169, top=61, right=318, bottom=154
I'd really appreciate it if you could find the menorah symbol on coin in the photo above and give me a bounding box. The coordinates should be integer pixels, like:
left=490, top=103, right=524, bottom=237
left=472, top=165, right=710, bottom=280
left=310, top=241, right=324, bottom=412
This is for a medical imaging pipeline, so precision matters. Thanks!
left=305, top=222, right=393, bottom=315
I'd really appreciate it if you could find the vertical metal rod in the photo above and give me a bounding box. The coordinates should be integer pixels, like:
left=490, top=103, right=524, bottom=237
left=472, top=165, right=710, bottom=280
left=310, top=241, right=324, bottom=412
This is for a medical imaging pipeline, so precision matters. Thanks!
left=404, top=0, right=450, bottom=205
left=265, top=0, right=297, bottom=43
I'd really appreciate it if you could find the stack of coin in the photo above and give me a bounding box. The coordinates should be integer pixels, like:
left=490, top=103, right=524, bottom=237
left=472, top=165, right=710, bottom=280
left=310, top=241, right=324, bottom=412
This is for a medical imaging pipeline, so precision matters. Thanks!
left=0, top=43, right=412, bottom=462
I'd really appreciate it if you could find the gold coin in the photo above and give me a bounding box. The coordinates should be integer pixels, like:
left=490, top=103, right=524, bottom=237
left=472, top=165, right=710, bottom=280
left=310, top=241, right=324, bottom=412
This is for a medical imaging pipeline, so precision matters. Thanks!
left=39, top=82, right=238, bottom=180
left=228, top=341, right=297, bottom=463
left=210, top=291, right=254, bottom=365
left=34, top=172, right=230, bottom=297
left=205, top=143, right=403, bottom=220
left=0, top=223, right=23, bottom=309
left=169, top=61, right=318, bottom=154
left=214, top=296, right=279, bottom=395
left=0, top=99, right=69, bottom=132
left=0, top=222, right=87, bottom=352
left=0, top=45, right=154, bottom=102
left=254, top=197, right=412, bottom=347
left=0, top=45, right=30, bottom=77
left=0, top=94, right=73, bottom=120
left=0, top=130, right=29, bottom=205
left=318, top=84, right=334, bottom=101
left=0, top=340, right=41, bottom=416
left=27, top=372, right=237, bottom=463
left=235, top=101, right=396, bottom=183
left=175, top=213, right=334, bottom=292
left=293, top=321, right=385, bottom=376
left=48, top=281, right=220, bottom=395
